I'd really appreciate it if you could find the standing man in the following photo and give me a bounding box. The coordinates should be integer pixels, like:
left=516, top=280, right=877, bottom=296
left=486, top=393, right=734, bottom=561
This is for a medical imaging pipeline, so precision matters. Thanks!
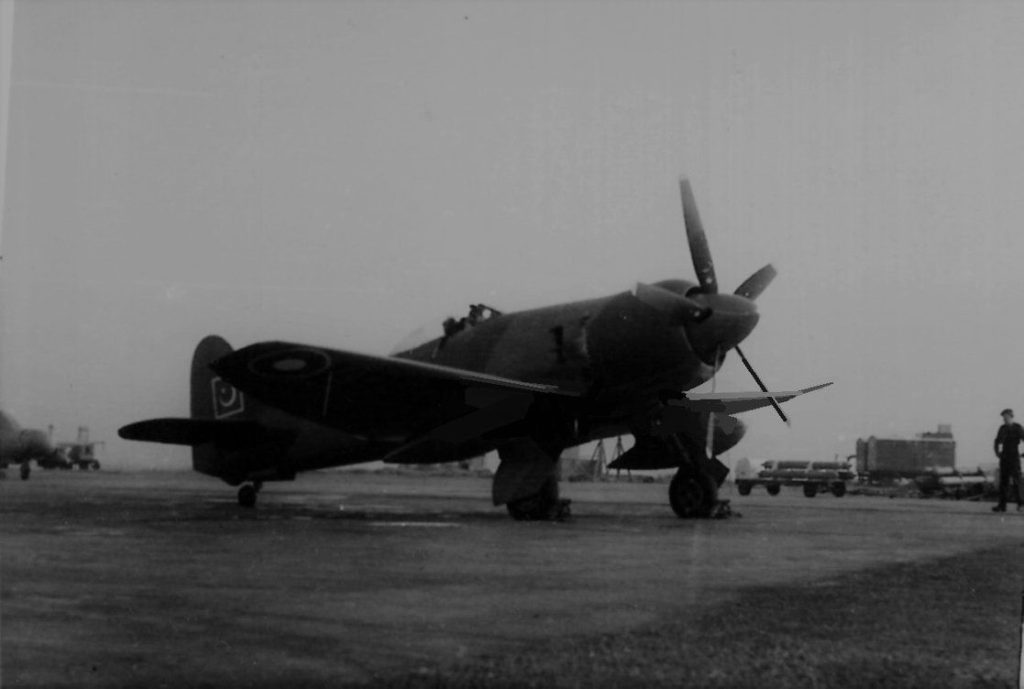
left=992, top=408, right=1024, bottom=512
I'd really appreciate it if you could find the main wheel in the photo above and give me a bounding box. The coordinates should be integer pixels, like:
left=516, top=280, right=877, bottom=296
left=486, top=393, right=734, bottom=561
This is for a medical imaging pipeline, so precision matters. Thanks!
left=766, top=483, right=781, bottom=496
left=736, top=481, right=752, bottom=496
left=803, top=483, right=818, bottom=498
left=238, top=484, right=257, bottom=508
left=831, top=482, right=846, bottom=497
left=669, top=470, right=717, bottom=519
left=506, top=477, right=570, bottom=521
left=20, top=462, right=31, bottom=481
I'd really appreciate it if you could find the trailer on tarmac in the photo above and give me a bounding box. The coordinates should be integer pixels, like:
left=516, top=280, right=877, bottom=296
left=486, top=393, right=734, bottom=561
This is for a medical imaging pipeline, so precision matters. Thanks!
left=912, top=467, right=992, bottom=499
left=735, top=459, right=856, bottom=498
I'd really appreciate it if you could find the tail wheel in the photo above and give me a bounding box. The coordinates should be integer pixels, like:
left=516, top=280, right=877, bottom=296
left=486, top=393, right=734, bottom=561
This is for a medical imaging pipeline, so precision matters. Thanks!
left=20, top=462, right=31, bottom=480
left=669, top=469, right=717, bottom=519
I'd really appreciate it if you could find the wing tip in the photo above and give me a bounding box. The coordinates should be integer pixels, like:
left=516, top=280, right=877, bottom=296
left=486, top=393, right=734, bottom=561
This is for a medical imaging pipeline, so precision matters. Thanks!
left=800, top=382, right=834, bottom=395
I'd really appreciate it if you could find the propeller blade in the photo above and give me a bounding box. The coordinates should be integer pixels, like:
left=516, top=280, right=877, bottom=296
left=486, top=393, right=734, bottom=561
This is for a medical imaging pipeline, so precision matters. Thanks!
left=679, top=178, right=717, bottom=294
left=634, top=283, right=711, bottom=323
left=734, top=345, right=789, bottom=426
left=734, top=264, right=777, bottom=301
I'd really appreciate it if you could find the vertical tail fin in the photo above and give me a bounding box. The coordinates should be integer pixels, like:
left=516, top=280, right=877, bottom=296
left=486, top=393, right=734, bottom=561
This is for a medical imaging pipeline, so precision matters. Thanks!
left=190, top=335, right=247, bottom=475
left=191, top=335, right=242, bottom=421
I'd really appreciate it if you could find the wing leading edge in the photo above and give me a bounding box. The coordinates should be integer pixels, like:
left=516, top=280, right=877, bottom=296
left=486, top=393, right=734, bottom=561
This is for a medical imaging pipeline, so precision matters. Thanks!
left=664, top=382, right=832, bottom=416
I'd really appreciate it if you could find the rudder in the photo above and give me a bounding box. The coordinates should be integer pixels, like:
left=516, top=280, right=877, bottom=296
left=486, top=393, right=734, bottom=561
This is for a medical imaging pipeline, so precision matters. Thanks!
left=191, top=335, right=244, bottom=423
left=191, top=335, right=247, bottom=476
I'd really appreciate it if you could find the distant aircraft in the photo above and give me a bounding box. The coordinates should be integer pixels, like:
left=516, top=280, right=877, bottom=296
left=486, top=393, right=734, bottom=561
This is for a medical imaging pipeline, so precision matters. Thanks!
left=0, top=410, right=57, bottom=480
left=120, top=178, right=830, bottom=519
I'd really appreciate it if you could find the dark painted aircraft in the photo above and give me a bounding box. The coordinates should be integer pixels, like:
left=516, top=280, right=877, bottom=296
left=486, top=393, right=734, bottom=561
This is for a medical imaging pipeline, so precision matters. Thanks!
left=120, top=179, right=830, bottom=519
left=0, top=410, right=57, bottom=480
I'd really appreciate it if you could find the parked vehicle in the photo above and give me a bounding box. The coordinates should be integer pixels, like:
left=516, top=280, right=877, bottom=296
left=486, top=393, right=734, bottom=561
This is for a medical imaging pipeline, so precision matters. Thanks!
left=913, top=467, right=991, bottom=499
left=45, top=442, right=102, bottom=471
left=735, top=459, right=855, bottom=498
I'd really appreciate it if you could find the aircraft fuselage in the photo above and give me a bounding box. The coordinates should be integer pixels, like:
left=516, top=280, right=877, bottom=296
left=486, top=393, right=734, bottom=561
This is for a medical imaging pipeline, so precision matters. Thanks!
left=396, top=289, right=716, bottom=426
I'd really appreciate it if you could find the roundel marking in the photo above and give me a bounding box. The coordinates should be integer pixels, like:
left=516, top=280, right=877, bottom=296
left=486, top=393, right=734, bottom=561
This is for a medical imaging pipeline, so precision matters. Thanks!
left=249, top=348, right=332, bottom=378
left=272, top=358, right=308, bottom=372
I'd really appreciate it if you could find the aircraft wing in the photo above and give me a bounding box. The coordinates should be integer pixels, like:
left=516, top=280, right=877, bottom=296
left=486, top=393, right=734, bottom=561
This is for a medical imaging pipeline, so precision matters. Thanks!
left=664, top=382, right=832, bottom=415
left=209, top=341, right=580, bottom=441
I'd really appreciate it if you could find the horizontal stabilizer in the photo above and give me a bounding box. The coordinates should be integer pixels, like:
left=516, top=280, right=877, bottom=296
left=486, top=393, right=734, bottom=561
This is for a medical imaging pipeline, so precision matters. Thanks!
left=664, top=382, right=832, bottom=415
left=118, top=418, right=281, bottom=449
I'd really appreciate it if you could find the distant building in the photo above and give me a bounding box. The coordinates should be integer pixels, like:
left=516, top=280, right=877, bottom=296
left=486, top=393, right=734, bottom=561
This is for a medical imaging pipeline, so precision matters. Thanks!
left=855, top=424, right=955, bottom=479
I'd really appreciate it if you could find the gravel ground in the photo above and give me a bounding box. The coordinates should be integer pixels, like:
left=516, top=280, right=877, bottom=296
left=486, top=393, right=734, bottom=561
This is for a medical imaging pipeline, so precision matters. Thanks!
left=1, top=470, right=1021, bottom=688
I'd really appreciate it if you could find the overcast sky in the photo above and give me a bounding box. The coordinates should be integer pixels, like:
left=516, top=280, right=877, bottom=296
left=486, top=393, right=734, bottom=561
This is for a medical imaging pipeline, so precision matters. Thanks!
left=3, top=1, right=1024, bottom=470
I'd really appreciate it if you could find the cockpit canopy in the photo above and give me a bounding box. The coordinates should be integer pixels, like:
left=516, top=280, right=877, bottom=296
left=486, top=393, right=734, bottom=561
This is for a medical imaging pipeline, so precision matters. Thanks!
left=390, top=303, right=504, bottom=355
left=441, top=303, right=502, bottom=338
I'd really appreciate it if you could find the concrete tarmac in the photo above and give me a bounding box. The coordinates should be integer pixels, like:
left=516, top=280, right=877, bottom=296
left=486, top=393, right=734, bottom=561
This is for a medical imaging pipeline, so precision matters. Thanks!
left=1, top=470, right=1021, bottom=688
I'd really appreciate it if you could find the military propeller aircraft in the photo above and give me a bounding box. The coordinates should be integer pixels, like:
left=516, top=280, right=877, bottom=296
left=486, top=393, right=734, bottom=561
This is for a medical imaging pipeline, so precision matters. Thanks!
left=120, top=178, right=830, bottom=519
left=0, top=410, right=57, bottom=480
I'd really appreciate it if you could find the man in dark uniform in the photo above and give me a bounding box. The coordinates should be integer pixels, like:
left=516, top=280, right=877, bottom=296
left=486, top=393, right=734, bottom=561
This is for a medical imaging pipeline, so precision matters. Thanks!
left=992, top=408, right=1024, bottom=512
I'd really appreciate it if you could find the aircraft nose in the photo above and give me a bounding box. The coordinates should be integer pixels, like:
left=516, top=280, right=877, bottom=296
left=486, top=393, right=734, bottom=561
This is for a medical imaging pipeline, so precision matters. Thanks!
left=684, top=293, right=760, bottom=365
